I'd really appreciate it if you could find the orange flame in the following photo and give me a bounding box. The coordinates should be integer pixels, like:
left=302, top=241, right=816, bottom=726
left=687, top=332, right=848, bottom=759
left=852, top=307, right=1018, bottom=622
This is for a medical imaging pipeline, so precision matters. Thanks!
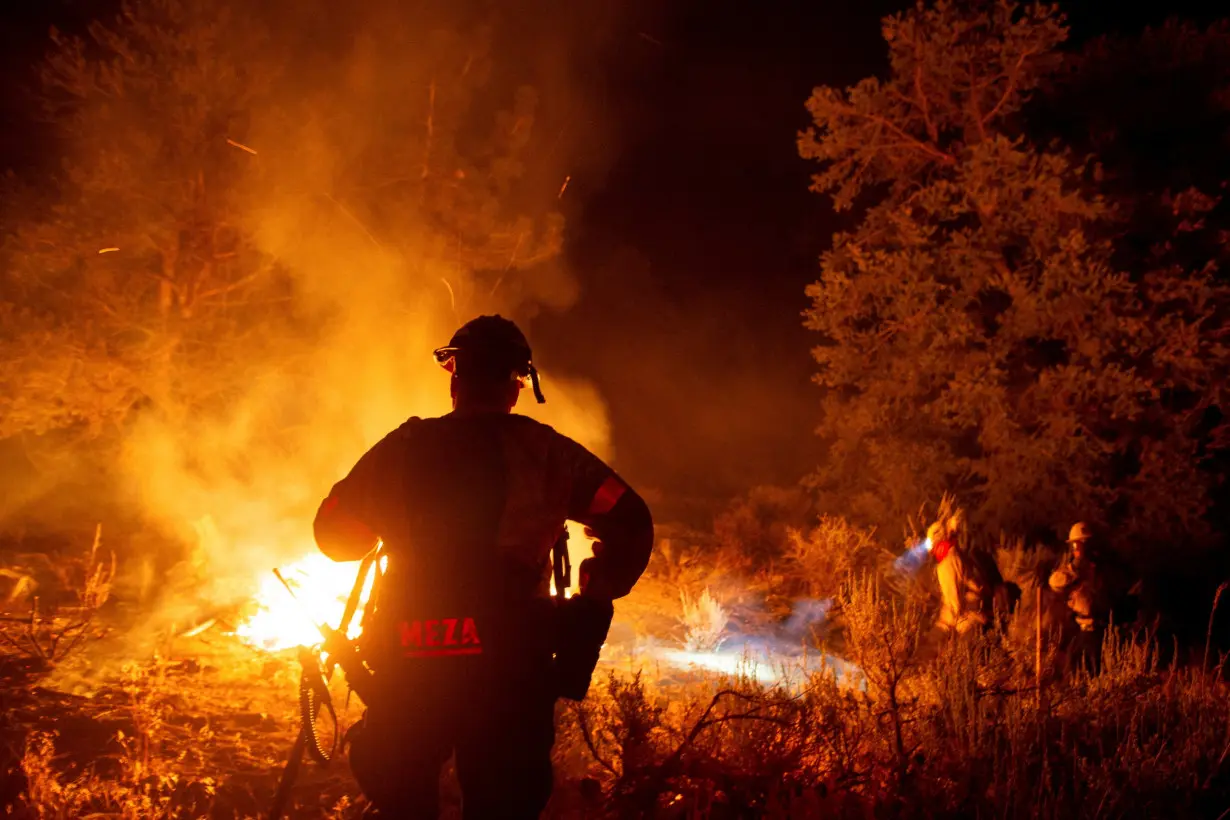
left=234, top=553, right=378, bottom=651
left=236, top=523, right=595, bottom=651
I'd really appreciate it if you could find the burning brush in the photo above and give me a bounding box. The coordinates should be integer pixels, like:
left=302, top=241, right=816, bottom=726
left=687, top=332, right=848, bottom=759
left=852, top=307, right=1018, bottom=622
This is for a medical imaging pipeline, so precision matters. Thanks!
left=235, top=521, right=594, bottom=653
left=233, top=553, right=377, bottom=651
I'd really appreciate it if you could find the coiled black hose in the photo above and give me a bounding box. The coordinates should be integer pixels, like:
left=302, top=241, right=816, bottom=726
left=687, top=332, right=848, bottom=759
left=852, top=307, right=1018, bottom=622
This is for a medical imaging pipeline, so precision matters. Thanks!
left=299, top=653, right=339, bottom=765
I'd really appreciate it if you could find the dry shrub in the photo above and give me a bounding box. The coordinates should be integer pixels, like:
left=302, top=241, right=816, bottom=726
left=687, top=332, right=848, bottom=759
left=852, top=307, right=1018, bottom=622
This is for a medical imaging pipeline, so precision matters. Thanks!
left=564, top=670, right=835, bottom=818
left=712, top=485, right=813, bottom=569
left=623, top=534, right=742, bottom=642
left=994, top=536, right=1057, bottom=589
left=560, top=591, right=1230, bottom=819
left=996, top=537, right=1076, bottom=653
left=17, top=732, right=90, bottom=818
left=643, top=532, right=774, bottom=634
left=838, top=575, right=931, bottom=786
left=0, top=524, right=115, bottom=669
left=785, top=516, right=888, bottom=600
left=648, top=535, right=725, bottom=593
left=10, top=664, right=219, bottom=819
left=565, top=671, right=667, bottom=815
left=678, top=587, right=729, bottom=652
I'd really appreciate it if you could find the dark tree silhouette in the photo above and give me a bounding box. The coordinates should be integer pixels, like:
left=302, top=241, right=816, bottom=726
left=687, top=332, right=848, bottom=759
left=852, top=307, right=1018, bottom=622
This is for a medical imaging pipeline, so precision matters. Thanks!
left=799, top=1, right=1229, bottom=548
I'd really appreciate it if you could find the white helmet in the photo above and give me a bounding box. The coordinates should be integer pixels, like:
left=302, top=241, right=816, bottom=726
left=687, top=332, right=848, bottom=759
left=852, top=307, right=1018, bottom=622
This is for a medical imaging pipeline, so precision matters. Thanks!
left=1068, top=521, right=1092, bottom=543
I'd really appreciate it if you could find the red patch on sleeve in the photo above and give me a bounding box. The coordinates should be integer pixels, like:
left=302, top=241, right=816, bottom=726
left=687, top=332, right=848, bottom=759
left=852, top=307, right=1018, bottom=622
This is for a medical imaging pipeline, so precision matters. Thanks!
left=318, top=495, right=377, bottom=545
left=586, top=476, right=626, bottom=516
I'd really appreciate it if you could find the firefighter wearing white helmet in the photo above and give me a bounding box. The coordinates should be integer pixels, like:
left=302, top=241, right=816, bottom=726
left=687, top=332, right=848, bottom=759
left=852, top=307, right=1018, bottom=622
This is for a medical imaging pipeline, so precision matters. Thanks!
left=1049, top=521, right=1135, bottom=673
left=1068, top=521, right=1093, bottom=548
left=1048, top=522, right=1106, bottom=634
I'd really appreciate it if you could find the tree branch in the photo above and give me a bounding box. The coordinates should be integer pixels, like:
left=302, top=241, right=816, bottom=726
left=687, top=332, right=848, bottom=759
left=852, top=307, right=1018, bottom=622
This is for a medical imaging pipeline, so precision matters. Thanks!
left=981, top=49, right=1035, bottom=128
left=193, top=270, right=263, bottom=301
left=661, top=689, right=777, bottom=772
left=913, top=64, right=938, bottom=143
left=422, top=78, right=436, bottom=180
left=856, top=109, right=955, bottom=166
left=571, top=702, right=619, bottom=777
left=968, top=57, right=988, bottom=142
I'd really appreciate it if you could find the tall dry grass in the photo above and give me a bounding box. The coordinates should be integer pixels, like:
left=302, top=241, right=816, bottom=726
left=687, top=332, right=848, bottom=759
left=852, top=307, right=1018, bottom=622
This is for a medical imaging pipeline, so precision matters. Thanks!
left=11, top=507, right=1230, bottom=818
left=559, top=567, right=1230, bottom=819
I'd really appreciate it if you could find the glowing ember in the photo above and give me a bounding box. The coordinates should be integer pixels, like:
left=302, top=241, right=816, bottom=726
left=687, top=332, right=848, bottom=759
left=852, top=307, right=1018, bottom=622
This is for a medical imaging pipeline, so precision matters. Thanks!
left=234, top=553, right=374, bottom=652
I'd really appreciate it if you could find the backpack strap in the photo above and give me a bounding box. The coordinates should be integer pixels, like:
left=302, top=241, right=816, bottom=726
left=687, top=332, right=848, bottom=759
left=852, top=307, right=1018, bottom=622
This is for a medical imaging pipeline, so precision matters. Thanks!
left=552, top=528, right=571, bottom=601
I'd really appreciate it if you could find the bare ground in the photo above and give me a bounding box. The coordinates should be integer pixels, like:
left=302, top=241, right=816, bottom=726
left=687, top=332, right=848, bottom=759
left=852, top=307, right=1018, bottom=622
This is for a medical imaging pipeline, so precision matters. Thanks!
left=0, top=629, right=370, bottom=819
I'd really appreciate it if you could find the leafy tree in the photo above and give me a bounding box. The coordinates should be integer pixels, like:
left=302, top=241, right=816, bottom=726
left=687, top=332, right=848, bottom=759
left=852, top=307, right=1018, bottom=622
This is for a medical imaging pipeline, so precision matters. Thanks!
left=0, top=0, right=287, bottom=442
left=1027, top=19, right=1230, bottom=606
left=1034, top=20, right=1230, bottom=311
left=0, top=0, right=563, bottom=453
left=798, top=0, right=1229, bottom=549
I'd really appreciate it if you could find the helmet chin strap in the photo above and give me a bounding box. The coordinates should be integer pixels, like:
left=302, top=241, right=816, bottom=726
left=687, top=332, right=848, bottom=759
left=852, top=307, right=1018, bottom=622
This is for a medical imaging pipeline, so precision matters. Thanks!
left=529, top=365, right=546, bottom=404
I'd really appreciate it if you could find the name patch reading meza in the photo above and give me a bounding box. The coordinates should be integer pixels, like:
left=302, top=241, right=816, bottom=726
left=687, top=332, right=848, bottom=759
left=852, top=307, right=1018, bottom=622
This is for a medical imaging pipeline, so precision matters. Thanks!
left=398, top=617, right=482, bottom=657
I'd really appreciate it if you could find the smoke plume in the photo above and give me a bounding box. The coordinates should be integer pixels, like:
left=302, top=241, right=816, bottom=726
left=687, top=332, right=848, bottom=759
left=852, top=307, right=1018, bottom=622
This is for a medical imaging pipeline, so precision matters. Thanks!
left=100, top=0, right=630, bottom=614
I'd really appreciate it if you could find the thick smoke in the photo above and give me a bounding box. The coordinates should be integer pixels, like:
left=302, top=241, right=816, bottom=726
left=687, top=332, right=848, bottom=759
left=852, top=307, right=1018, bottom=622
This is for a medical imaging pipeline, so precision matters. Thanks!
left=110, top=0, right=627, bottom=615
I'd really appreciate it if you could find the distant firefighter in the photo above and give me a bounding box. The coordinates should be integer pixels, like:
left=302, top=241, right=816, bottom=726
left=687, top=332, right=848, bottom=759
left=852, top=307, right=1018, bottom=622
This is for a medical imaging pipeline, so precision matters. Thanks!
left=930, top=512, right=1009, bottom=635
left=929, top=508, right=1018, bottom=639
left=1049, top=521, right=1135, bottom=673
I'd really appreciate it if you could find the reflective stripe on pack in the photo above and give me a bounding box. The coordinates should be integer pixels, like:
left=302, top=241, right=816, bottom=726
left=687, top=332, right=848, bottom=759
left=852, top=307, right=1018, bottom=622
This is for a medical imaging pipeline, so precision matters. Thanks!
left=319, top=495, right=378, bottom=544
left=587, top=476, right=626, bottom=516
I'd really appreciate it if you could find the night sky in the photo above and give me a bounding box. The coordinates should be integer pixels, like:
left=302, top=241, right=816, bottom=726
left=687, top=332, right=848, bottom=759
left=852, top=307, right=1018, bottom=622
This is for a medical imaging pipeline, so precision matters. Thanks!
left=538, top=0, right=905, bottom=514
left=0, top=0, right=1223, bottom=519
left=539, top=0, right=1227, bottom=513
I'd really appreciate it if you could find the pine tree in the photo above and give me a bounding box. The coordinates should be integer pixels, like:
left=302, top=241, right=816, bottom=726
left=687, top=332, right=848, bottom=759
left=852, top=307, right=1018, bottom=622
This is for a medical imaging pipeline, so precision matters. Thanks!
left=799, top=1, right=1229, bottom=547
left=0, top=0, right=563, bottom=447
left=0, top=0, right=285, bottom=439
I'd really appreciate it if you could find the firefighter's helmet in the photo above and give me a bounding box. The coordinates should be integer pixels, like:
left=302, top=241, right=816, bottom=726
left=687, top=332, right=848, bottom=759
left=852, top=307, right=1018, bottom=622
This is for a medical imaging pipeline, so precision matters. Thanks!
left=1068, top=521, right=1092, bottom=543
left=433, top=315, right=546, bottom=403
